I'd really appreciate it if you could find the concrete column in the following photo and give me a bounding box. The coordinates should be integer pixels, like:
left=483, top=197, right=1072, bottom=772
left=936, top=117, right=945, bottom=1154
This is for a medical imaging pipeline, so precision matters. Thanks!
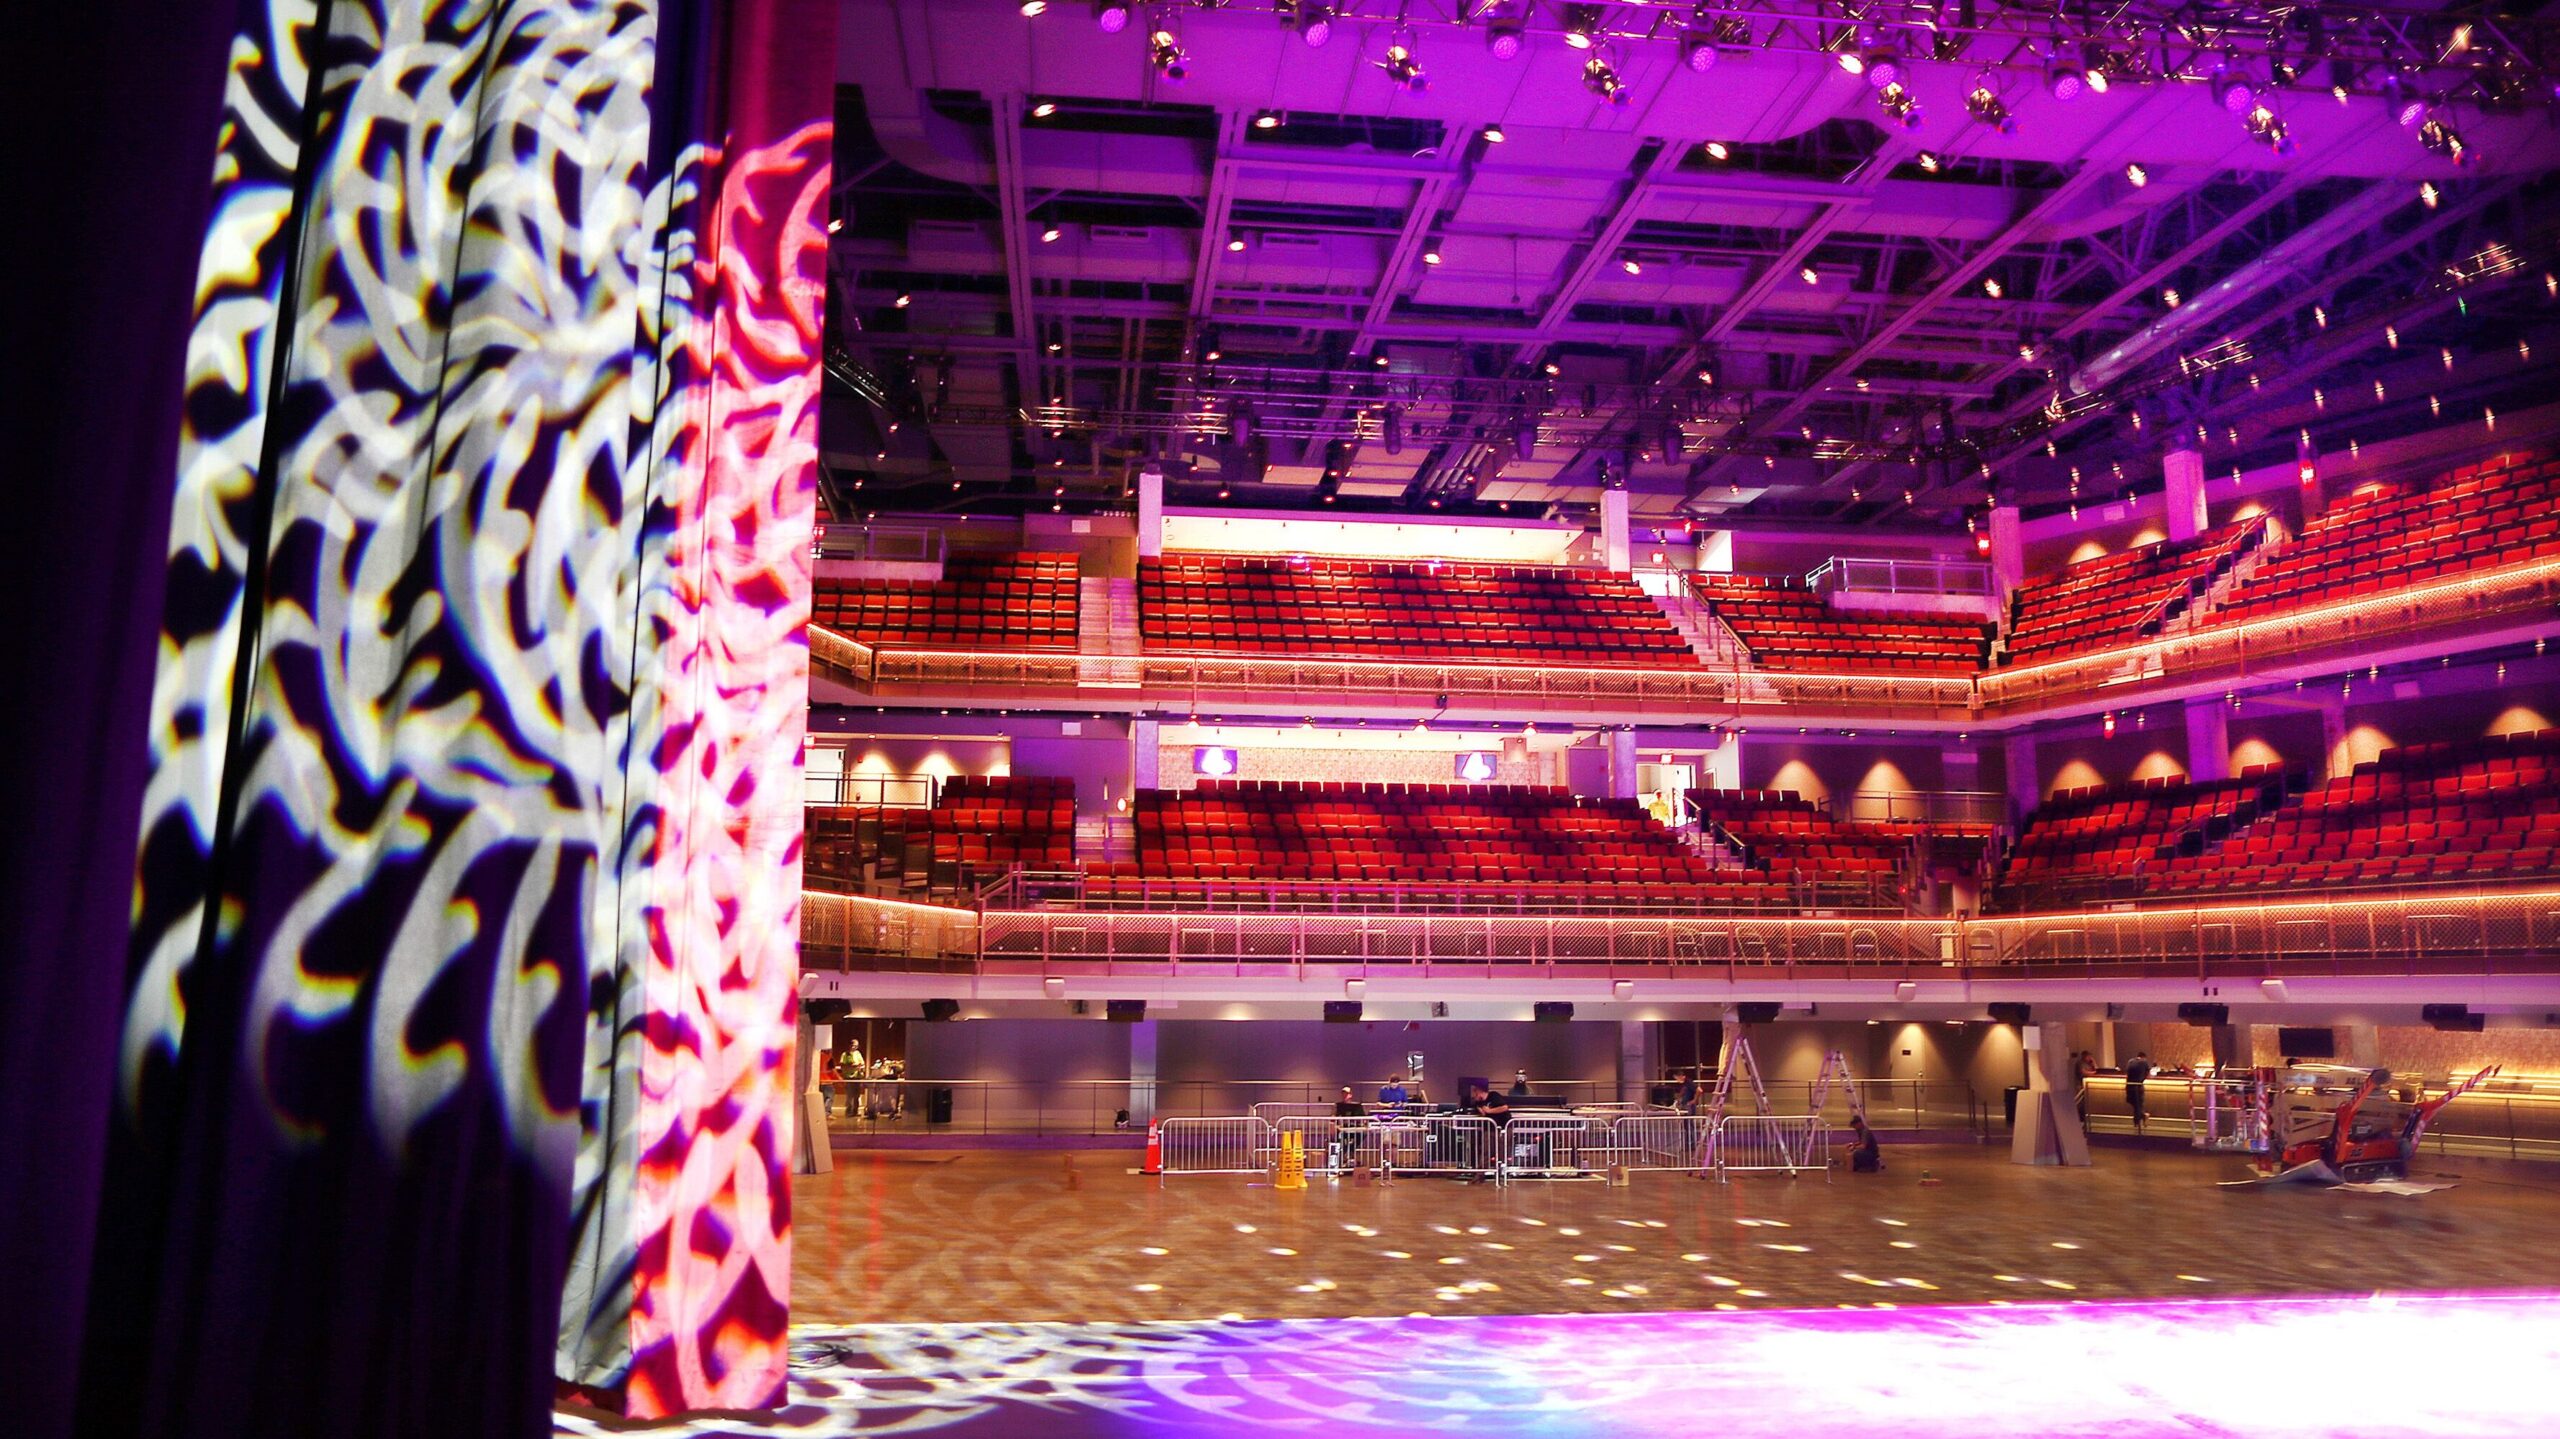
left=1600, top=488, right=1632, bottom=574
left=1606, top=727, right=1640, bottom=800
left=1128, top=1018, right=1158, bottom=1126
left=1703, top=730, right=1743, bottom=790
left=2011, top=1021, right=2093, bottom=1166
left=2318, top=699, right=2350, bottom=781
left=1988, top=503, right=2025, bottom=600
left=1131, top=718, right=1160, bottom=792
left=2184, top=697, right=2231, bottom=782
left=2162, top=447, right=2207, bottom=542
left=2003, top=732, right=2041, bottom=815
left=1619, top=1020, right=1651, bottom=1106
left=1137, top=465, right=1165, bottom=558
left=2339, top=1025, right=2382, bottom=1068
left=2208, top=1023, right=2253, bottom=1073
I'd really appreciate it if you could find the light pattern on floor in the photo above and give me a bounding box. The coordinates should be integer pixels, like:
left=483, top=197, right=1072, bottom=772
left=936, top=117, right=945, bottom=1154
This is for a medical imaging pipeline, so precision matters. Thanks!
left=556, top=1291, right=2560, bottom=1437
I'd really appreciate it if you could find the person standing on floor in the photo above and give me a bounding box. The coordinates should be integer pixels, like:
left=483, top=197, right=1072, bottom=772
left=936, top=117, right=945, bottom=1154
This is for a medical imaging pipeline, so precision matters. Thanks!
left=1378, top=1073, right=1409, bottom=1113
left=2124, top=1051, right=2155, bottom=1135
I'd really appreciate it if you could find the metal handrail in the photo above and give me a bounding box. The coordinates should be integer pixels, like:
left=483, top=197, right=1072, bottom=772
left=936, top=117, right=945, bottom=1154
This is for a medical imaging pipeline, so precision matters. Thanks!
left=1807, top=555, right=1995, bottom=598
left=986, top=868, right=1908, bottom=916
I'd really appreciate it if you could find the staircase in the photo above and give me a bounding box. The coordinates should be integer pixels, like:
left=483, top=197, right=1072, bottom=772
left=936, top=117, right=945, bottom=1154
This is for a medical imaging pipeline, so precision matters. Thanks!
left=1074, top=814, right=1134, bottom=868
left=1651, top=589, right=1745, bottom=667
left=1077, top=576, right=1142, bottom=687
left=2161, top=528, right=2278, bottom=637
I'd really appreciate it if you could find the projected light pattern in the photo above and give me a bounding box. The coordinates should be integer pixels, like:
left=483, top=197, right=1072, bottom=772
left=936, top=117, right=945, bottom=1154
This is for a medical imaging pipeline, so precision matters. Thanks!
left=104, top=0, right=825, bottom=1431
left=554, top=1294, right=2560, bottom=1437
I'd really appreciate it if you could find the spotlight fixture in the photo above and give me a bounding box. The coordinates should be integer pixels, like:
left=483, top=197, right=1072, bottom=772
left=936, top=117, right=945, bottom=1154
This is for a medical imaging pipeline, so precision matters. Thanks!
left=1283, top=2, right=1332, bottom=48
left=1148, top=28, right=1188, bottom=82
left=2125, top=162, right=2148, bottom=188
left=1702, top=140, right=1729, bottom=161
left=1965, top=84, right=2014, bottom=133
left=1863, top=47, right=1904, bottom=90
left=2210, top=61, right=2257, bottom=116
left=1031, top=101, right=1058, bottom=118
left=1378, top=39, right=1428, bottom=93
left=2083, top=43, right=2114, bottom=94
left=2419, top=115, right=2468, bottom=164
left=2420, top=180, right=2440, bottom=208
left=1421, top=245, right=1444, bottom=265
left=2244, top=103, right=2293, bottom=155
left=2384, top=75, right=2426, bottom=128
left=1226, top=236, right=1246, bottom=252
left=1679, top=27, right=1720, bottom=74
left=893, top=291, right=912, bottom=308
left=2046, top=56, right=2086, bottom=102
left=1877, top=81, right=1924, bottom=130
left=1982, top=277, right=2002, bottom=298
left=1621, top=256, right=1642, bottom=275
left=1584, top=55, right=1630, bottom=106
left=1482, top=123, right=1508, bottom=143
left=1485, top=14, right=1526, bottom=61
left=1041, top=225, right=1062, bottom=242
left=1092, top=0, right=1129, bottom=34
left=1561, top=4, right=1603, bottom=49
left=1800, top=265, right=1820, bottom=285
left=1021, top=1, right=1047, bottom=16
left=1917, top=150, right=1941, bottom=172
left=1252, top=109, right=1281, bottom=129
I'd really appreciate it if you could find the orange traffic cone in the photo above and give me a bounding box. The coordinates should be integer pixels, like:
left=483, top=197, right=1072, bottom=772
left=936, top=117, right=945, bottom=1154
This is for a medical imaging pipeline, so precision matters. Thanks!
left=1143, top=1119, right=1163, bottom=1175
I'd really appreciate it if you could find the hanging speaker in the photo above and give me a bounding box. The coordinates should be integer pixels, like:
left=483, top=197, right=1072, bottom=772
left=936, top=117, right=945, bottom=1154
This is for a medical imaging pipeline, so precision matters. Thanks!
left=1533, top=1001, right=1574, bottom=1023
left=1323, top=1000, right=1363, bottom=1024
left=1734, top=1002, right=1781, bottom=1025
left=2421, top=1004, right=2483, bottom=1032
left=921, top=998, right=961, bottom=1022
left=2176, top=1002, right=2228, bottom=1027
left=1988, top=1002, right=2031, bottom=1026
left=1106, top=999, right=1147, bottom=1023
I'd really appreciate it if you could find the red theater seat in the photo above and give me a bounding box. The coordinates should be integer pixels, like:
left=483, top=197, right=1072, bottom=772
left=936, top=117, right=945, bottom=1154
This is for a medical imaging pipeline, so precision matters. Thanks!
left=1999, top=519, right=2263, bottom=665
left=813, top=551, right=1079, bottom=651
left=1687, top=574, right=1990, bottom=675
left=1992, top=770, right=2289, bottom=908
left=1137, top=555, right=1694, bottom=668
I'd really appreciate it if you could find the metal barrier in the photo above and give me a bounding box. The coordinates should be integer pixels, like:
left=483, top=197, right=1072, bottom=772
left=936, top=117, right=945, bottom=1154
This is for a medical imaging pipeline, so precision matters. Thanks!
left=1156, top=1116, right=1270, bottom=1175
left=1615, top=1114, right=1715, bottom=1171
left=1708, top=1115, right=1831, bottom=1181
left=1500, top=1115, right=1611, bottom=1177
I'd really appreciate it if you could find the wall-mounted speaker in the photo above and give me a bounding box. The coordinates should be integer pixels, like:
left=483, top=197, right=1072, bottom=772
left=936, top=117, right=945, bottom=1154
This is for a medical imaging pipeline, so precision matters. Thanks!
left=2177, top=1002, right=2228, bottom=1027
left=921, top=998, right=961, bottom=1022
left=1106, top=999, right=1147, bottom=1023
left=2104, top=1002, right=2126, bottom=1020
left=802, top=998, right=851, bottom=1024
left=1533, top=1001, right=1574, bottom=1023
left=1323, top=1000, right=1363, bottom=1024
left=1734, top=1002, right=1781, bottom=1025
left=1988, top=1002, right=2032, bottom=1026
left=2421, top=1004, right=2484, bottom=1032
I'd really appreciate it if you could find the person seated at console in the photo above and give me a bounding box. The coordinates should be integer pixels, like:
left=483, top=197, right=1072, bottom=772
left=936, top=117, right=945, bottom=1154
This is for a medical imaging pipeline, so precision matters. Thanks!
left=1461, top=1079, right=1511, bottom=1124
left=1332, top=1086, right=1365, bottom=1117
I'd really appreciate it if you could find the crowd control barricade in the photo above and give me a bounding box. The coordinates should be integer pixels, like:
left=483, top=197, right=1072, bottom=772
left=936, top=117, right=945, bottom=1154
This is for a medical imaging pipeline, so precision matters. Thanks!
left=1275, top=1114, right=1364, bottom=1175
left=1708, top=1116, right=1831, bottom=1181
left=1412, top=1114, right=1501, bottom=1177
left=1614, top=1113, right=1715, bottom=1171
left=1156, top=1116, right=1271, bottom=1175
left=1499, top=1115, right=1608, bottom=1177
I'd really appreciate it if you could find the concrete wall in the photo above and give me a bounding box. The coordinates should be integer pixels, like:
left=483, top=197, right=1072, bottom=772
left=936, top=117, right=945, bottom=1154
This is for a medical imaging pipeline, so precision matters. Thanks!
left=2031, top=726, right=2192, bottom=797
left=1738, top=740, right=1950, bottom=805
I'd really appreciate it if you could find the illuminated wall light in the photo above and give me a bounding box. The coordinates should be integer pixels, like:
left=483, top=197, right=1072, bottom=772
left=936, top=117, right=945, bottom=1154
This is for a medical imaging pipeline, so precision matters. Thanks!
left=1227, top=236, right=1247, bottom=252
left=1421, top=246, right=1443, bottom=265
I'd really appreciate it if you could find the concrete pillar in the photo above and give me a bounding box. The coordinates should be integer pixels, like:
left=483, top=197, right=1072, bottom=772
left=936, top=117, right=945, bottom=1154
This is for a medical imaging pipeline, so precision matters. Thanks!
left=1988, top=503, right=2025, bottom=600
left=1606, top=727, right=1640, bottom=801
left=1131, top=718, right=1161, bottom=792
left=2339, top=1025, right=2382, bottom=1068
left=1127, top=1018, right=1158, bottom=1126
left=2184, top=697, right=2231, bottom=782
left=2162, top=447, right=2207, bottom=542
left=1600, top=488, right=1632, bottom=574
left=2003, top=732, right=2041, bottom=815
left=2318, top=699, right=2350, bottom=781
left=2209, top=1023, right=2253, bottom=1073
left=2011, top=1021, right=2093, bottom=1165
left=1619, top=1019, right=1651, bottom=1106
left=1137, top=465, right=1165, bottom=558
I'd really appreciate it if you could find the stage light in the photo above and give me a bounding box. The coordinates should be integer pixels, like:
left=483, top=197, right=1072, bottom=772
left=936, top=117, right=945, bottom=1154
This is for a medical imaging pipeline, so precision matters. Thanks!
left=1421, top=245, right=1443, bottom=265
left=2047, top=58, right=2086, bottom=102
left=1863, top=48, right=1904, bottom=90
left=1964, top=84, right=2012, bottom=133
left=2385, top=75, right=2426, bottom=127
left=1020, top=1, right=1046, bottom=16
left=2421, top=180, right=2440, bottom=208
left=1485, top=16, right=1526, bottom=61
left=2163, top=287, right=2180, bottom=307
left=2244, top=103, right=2293, bottom=155
left=1584, top=56, right=1629, bottom=106
left=1621, top=257, right=1642, bottom=275
left=1041, top=225, right=1062, bottom=242
left=1917, top=151, right=1940, bottom=172
left=2210, top=62, right=2256, bottom=116
left=1801, top=265, right=1820, bottom=285
left=1031, top=101, right=1057, bottom=118
left=2419, top=115, right=2468, bottom=164
left=2125, top=162, right=2147, bottom=187
left=1149, top=29, right=1188, bottom=82
left=1561, top=4, right=1603, bottom=49
left=1982, top=277, right=2002, bottom=298
left=1253, top=110, right=1280, bottom=129
left=1226, top=236, right=1246, bottom=252
left=1379, top=40, right=1428, bottom=92
left=1680, top=29, right=1720, bottom=74
left=1092, top=1, right=1129, bottom=34
left=1703, top=140, right=1729, bottom=160
left=2084, top=44, right=2114, bottom=94
left=1514, top=414, right=1540, bottom=457
left=1878, top=81, right=1924, bottom=129
left=894, top=291, right=911, bottom=308
left=1837, top=51, right=1866, bottom=77
left=1285, top=2, right=1332, bottom=47
left=1481, top=123, right=1508, bottom=143
left=1383, top=404, right=1406, bottom=455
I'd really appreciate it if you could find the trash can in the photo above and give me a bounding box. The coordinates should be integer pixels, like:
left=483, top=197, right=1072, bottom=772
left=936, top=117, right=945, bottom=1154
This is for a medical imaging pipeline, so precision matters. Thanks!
left=2003, top=1085, right=2021, bottom=1127
left=927, top=1086, right=955, bottom=1125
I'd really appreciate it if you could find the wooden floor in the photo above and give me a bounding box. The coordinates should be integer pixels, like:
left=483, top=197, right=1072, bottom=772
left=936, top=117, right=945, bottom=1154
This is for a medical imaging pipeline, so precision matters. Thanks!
left=790, top=1143, right=2560, bottom=1326
left=557, top=1145, right=2560, bottom=1437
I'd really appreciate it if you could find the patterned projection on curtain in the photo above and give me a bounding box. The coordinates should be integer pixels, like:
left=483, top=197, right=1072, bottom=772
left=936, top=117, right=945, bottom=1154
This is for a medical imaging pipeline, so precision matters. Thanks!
left=102, top=0, right=823, bottom=1430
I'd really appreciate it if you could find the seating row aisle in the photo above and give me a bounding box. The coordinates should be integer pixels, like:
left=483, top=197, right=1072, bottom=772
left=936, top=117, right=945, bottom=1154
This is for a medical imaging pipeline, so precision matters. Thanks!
left=1139, top=554, right=1694, bottom=668
left=804, top=775, right=1076, bottom=896
left=813, top=552, right=1079, bottom=650
left=2000, top=519, right=2262, bottom=665
left=2147, top=732, right=2560, bottom=894
left=2207, top=448, right=2560, bottom=625
left=1991, top=770, right=2290, bottom=909
left=1684, top=789, right=1914, bottom=893
left=1086, top=779, right=1792, bottom=910
left=1687, top=574, right=1991, bottom=675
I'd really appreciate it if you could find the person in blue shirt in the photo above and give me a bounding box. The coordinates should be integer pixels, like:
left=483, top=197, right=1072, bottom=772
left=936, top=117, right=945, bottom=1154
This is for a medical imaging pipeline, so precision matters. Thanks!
left=1378, top=1074, right=1408, bottom=1110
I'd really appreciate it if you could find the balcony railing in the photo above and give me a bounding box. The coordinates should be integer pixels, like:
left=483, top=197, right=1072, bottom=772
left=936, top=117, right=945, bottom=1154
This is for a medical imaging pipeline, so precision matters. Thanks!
left=1807, top=555, right=1995, bottom=599
left=970, top=869, right=1908, bottom=916
left=814, top=523, right=944, bottom=564
left=797, top=883, right=2560, bottom=980
left=810, top=558, right=2560, bottom=721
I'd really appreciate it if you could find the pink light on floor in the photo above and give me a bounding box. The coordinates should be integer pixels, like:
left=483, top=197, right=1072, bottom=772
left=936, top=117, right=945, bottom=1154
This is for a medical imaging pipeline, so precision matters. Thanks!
left=560, top=1291, right=2560, bottom=1437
